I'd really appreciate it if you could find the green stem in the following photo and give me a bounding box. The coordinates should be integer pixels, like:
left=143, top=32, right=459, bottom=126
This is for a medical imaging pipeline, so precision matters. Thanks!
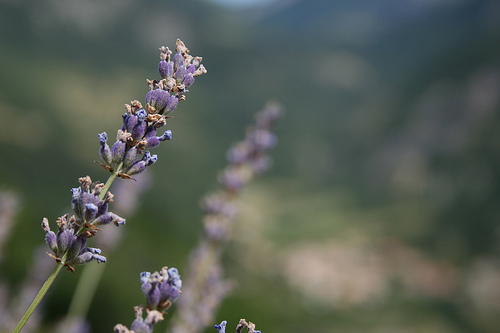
left=66, top=168, right=122, bottom=319
left=12, top=168, right=122, bottom=332
left=12, top=261, right=64, bottom=333
left=100, top=166, right=121, bottom=201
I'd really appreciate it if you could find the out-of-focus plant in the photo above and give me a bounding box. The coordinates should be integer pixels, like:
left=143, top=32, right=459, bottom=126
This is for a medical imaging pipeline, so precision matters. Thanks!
left=169, top=102, right=282, bottom=333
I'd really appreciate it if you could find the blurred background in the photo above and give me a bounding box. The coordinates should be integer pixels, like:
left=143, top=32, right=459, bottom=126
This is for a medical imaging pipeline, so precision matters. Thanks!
left=1, top=0, right=500, bottom=332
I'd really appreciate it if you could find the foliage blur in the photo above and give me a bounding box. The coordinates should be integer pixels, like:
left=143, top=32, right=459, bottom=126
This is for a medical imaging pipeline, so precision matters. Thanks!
left=1, top=0, right=500, bottom=332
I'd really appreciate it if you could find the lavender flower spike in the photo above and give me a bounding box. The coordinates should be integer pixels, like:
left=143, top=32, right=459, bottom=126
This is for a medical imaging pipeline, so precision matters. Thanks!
left=168, top=103, right=282, bottom=333
left=97, top=39, right=206, bottom=179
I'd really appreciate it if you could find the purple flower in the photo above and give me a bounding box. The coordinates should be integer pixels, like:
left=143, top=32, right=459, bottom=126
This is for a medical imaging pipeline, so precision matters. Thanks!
left=163, top=95, right=178, bottom=115
left=70, top=176, right=125, bottom=226
left=98, top=132, right=112, bottom=166
left=214, top=321, right=227, bottom=333
left=158, top=58, right=174, bottom=79
left=42, top=176, right=128, bottom=273
left=124, top=151, right=158, bottom=176
left=111, top=141, right=127, bottom=169
left=140, top=266, right=182, bottom=311
left=97, top=39, right=206, bottom=179
left=41, top=216, right=106, bottom=274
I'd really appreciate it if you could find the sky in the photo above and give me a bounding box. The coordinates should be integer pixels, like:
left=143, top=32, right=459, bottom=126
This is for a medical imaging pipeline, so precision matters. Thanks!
left=205, top=0, right=278, bottom=8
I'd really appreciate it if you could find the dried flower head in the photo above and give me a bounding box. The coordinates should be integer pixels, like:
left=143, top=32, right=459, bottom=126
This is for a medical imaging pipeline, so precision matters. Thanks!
left=114, top=306, right=164, bottom=333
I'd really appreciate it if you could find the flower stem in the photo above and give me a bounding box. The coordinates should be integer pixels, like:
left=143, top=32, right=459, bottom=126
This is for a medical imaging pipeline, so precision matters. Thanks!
left=100, top=166, right=121, bottom=201
left=12, top=169, right=122, bottom=332
left=12, top=261, right=64, bottom=333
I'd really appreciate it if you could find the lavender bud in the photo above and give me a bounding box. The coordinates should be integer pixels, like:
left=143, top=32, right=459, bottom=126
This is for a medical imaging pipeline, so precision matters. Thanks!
left=74, top=251, right=106, bottom=265
left=145, top=136, right=160, bottom=149
left=125, top=160, right=147, bottom=176
left=186, top=63, right=196, bottom=74
left=137, top=109, right=147, bottom=122
left=159, top=282, right=180, bottom=303
left=174, top=65, right=187, bottom=84
left=146, top=89, right=170, bottom=114
left=146, top=154, right=158, bottom=166
left=98, top=132, right=112, bottom=166
left=111, top=141, right=126, bottom=168
left=142, top=281, right=152, bottom=296
left=173, top=52, right=184, bottom=70
left=146, top=286, right=161, bottom=309
left=139, top=267, right=182, bottom=311
left=97, top=200, right=108, bottom=217
left=68, top=237, right=86, bottom=261
left=57, top=229, right=76, bottom=253
left=86, top=247, right=102, bottom=255
left=154, top=90, right=170, bottom=114
left=71, top=188, right=83, bottom=217
left=112, top=214, right=126, bottom=226
left=93, top=254, right=107, bottom=263
left=145, top=130, right=172, bottom=149
left=161, top=130, right=172, bottom=141
left=123, top=146, right=139, bottom=170
left=182, top=73, right=195, bottom=87
left=124, top=151, right=156, bottom=175
left=167, top=267, right=182, bottom=288
left=81, top=192, right=99, bottom=206
left=144, top=126, right=157, bottom=139
left=45, top=230, right=58, bottom=253
left=214, top=321, right=227, bottom=333
left=74, top=252, right=93, bottom=264
left=163, top=95, right=178, bottom=115
left=41, top=217, right=51, bottom=232
left=92, top=213, right=112, bottom=226
left=83, top=203, right=98, bottom=222
left=132, top=110, right=148, bottom=140
left=145, top=89, right=155, bottom=107
left=159, top=60, right=174, bottom=79
left=140, top=272, right=151, bottom=285
left=123, top=113, right=138, bottom=133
